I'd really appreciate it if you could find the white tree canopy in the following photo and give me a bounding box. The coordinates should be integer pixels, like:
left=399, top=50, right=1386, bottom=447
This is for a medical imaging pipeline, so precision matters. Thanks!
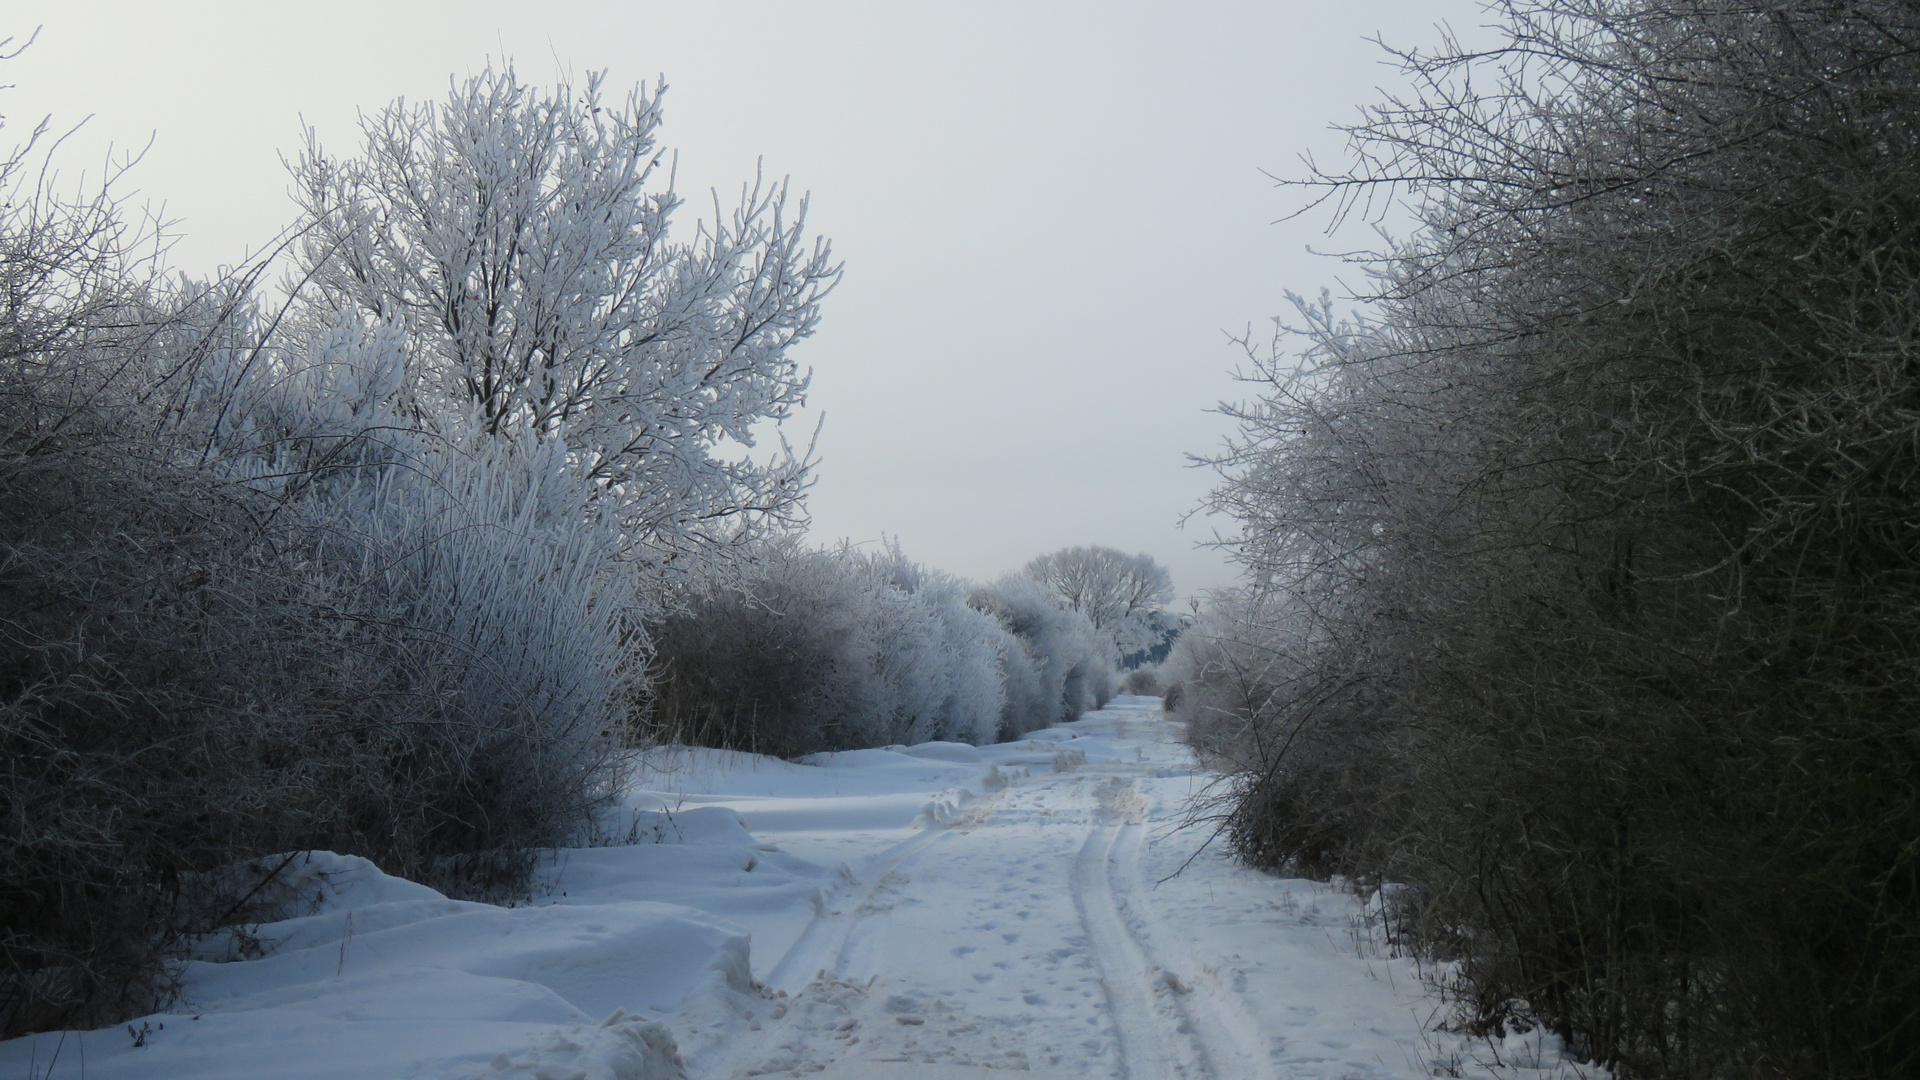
left=1022, top=545, right=1174, bottom=657
left=288, top=64, right=840, bottom=561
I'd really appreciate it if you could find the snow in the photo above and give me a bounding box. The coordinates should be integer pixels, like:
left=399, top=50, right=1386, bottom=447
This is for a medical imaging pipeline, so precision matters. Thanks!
left=1, top=697, right=1596, bottom=1080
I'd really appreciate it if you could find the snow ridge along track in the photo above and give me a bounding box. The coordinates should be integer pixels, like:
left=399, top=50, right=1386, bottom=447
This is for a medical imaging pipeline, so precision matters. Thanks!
left=765, top=778, right=1011, bottom=993
left=1071, top=776, right=1216, bottom=1080
left=1108, top=816, right=1273, bottom=1080
left=764, top=824, right=950, bottom=993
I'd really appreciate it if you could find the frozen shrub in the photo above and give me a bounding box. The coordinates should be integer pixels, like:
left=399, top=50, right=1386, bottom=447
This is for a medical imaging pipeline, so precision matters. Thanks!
left=0, top=265, right=637, bottom=1036
left=868, top=550, right=1010, bottom=746
left=648, top=541, right=1013, bottom=756
left=968, top=576, right=1110, bottom=736
left=0, top=123, right=294, bottom=1035
left=299, top=435, right=634, bottom=882
left=649, top=540, right=1141, bottom=756
left=0, top=425, right=321, bottom=1037
left=648, top=542, right=887, bottom=755
left=1207, top=1, right=1920, bottom=1074
left=165, top=281, right=637, bottom=886
left=990, top=628, right=1052, bottom=741
left=1159, top=590, right=1283, bottom=767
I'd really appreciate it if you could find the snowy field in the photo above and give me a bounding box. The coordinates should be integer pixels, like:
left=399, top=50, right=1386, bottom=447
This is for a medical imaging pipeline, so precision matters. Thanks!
left=1, top=697, right=1590, bottom=1079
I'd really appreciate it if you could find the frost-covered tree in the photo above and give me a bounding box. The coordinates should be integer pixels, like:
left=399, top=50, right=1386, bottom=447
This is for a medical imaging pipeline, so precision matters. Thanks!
left=1022, top=546, right=1173, bottom=658
left=288, top=64, right=839, bottom=561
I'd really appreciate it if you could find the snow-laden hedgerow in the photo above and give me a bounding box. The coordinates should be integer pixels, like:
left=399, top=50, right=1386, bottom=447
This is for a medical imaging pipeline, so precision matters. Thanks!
left=1204, top=1, right=1920, bottom=1075
left=0, top=276, right=639, bottom=1037
left=649, top=541, right=996, bottom=756
left=648, top=543, right=1115, bottom=756
left=966, top=575, right=1112, bottom=738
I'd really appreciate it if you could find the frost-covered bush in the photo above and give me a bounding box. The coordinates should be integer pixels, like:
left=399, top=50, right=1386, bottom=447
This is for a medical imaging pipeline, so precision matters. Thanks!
left=159, top=279, right=638, bottom=878
left=1117, top=666, right=1159, bottom=696
left=0, top=57, right=834, bottom=1038
left=865, top=548, right=1010, bottom=747
left=649, top=544, right=1123, bottom=756
left=0, top=253, right=363, bottom=1034
left=0, top=127, right=285, bottom=1036
left=300, top=435, right=634, bottom=876
left=0, top=267, right=637, bottom=1037
left=968, top=576, right=1111, bottom=736
left=989, top=625, right=1051, bottom=741
left=0, top=391, right=324, bottom=1039
left=1207, top=1, right=1920, bottom=1074
left=648, top=541, right=894, bottom=755
left=1159, top=589, right=1390, bottom=876
left=648, top=541, right=1013, bottom=755
left=1158, top=589, right=1286, bottom=765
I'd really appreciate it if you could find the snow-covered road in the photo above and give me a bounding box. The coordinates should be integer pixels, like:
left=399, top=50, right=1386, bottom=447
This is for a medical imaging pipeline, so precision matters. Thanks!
left=666, top=698, right=1496, bottom=1080
left=2, top=696, right=1585, bottom=1080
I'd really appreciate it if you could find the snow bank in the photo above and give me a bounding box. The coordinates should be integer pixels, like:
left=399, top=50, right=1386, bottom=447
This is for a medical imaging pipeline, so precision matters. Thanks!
left=627, top=734, right=1084, bottom=807
left=593, top=804, right=759, bottom=846
left=186, top=894, right=752, bottom=1019
left=889, top=740, right=985, bottom=763
left=1, top=730, right=1091, bottom=1079
left=0, top=840, right=765, bottom=1080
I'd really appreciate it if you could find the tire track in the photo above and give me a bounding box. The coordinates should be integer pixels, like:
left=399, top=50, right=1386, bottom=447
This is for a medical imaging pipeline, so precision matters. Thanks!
left=712, top=774, right=1040, bottom=1078
left=764, top=776, right=1015, bottom=992
left=1072, top=777, right=1214, bottom=1080
left=763, top=820, right=949, bottom=993
left=1110, top=820, right=1272, bottom=1079
left=703, top=822, right=955, bottom=1080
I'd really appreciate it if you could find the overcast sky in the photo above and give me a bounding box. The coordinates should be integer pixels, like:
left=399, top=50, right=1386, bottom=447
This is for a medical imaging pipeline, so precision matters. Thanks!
left=3, top=0, right=1488, bottom=601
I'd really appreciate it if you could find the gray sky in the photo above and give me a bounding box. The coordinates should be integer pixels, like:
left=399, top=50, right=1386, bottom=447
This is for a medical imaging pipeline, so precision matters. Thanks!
left=3, top=0, right=1488, bottom=601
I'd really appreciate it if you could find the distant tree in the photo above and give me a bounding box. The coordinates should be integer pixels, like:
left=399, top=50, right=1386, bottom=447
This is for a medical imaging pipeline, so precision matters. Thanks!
left=1116, top=609, right=1187, bottom=670
left=1022, top=546, right=1173, bottom=658
left=288, top=63, right=840, bottom=561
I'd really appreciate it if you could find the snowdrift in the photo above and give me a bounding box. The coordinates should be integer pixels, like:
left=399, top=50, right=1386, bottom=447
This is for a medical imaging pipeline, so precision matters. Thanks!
left=0, top=733, right=1091, bottom=1080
